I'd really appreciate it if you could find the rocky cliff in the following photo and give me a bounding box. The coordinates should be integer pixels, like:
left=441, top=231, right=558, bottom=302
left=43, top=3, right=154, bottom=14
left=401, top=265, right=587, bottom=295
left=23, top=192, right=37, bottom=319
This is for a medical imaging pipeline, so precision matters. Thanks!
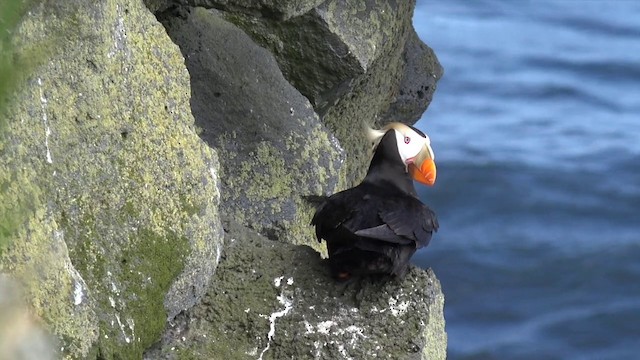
left=0, top=0, right=445, bottom=359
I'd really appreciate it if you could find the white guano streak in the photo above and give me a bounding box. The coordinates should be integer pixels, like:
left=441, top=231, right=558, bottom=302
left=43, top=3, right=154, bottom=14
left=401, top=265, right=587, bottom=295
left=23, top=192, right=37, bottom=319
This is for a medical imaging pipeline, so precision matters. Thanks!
left=257, top=293, right=293, bottom=360
left=37, top=77, right=53, bottom=163
left=258, top=276, right=294, bottom=360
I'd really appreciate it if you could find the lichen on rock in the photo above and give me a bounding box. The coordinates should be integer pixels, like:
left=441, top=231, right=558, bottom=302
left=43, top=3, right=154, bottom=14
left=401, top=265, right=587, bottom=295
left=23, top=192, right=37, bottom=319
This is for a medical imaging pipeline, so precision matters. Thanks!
left=1, top=207, right=99, bottom=357
left=211, top=0, right=443, bottom=186
left=1, top=0, right=223, bottom=358
left=145, top=219, right=447, bottom=359
left=2, top=0, right=447, bottom=358
left=159, top=7, right=345, bottom=251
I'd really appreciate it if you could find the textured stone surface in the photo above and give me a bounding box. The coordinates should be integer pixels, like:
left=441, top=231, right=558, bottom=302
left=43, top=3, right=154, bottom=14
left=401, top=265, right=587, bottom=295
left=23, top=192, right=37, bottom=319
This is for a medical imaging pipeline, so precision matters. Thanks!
left=212, top=0, right=441, bottom=186
left=160, top=7, right=345, bottom=251
left=317, top=0, right=431, bottom=186
left=187, top=0, right=324, bottom=19
left=1, top=0, right=447, bottom=358
left=221, top=0, right=408, bottom=114
left=143, top=0, right=172, bottom=13
left=145, top=219, right=447, bottom=360
left=380, top=28, right=444, bottom=124
left=0, top=1, right=223, bottom=358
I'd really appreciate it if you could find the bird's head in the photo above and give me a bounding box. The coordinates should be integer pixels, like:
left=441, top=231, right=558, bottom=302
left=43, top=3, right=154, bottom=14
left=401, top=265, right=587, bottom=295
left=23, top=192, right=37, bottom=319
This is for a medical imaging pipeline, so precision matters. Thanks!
left=367, top=122, right=437, bottom=186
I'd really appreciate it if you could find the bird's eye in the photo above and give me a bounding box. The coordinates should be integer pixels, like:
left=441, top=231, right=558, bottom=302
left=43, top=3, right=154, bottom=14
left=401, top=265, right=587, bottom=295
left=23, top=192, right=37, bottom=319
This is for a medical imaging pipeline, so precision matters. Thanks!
left=404, top=136, right=411, bottom=144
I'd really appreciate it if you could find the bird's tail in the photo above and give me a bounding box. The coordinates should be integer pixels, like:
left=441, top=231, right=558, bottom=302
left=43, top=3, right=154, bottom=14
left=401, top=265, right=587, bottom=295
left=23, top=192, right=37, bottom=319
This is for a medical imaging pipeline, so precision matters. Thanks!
left=301, top=195, right=328, bottom=206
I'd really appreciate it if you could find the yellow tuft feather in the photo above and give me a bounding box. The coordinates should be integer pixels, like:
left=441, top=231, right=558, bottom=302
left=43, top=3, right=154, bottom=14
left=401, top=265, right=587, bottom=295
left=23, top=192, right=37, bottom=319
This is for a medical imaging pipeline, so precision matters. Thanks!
left=365, top=122, right=410, bottom=144
left=366, top=125, right=387, bottom=144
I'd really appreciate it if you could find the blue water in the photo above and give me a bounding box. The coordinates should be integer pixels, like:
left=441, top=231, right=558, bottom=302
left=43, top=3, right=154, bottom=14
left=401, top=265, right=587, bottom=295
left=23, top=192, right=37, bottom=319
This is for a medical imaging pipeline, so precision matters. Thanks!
left=412, top=1, right=640, bottom=359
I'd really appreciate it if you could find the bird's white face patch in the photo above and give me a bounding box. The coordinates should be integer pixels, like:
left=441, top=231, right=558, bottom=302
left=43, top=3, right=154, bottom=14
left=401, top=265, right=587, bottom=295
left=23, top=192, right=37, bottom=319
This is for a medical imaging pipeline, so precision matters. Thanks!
left=389, top=124, right=432, bottom=166
left=366, top=122, right=434, bottom=167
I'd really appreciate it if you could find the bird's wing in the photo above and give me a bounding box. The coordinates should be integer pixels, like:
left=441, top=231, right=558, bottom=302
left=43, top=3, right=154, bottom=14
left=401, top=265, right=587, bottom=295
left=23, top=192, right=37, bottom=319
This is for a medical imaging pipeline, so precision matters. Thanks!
left=312, top=185, right=438, bottom=249
left=354, top=224, right=413, bottom=244
left=377, top=197, right=439, bottom=249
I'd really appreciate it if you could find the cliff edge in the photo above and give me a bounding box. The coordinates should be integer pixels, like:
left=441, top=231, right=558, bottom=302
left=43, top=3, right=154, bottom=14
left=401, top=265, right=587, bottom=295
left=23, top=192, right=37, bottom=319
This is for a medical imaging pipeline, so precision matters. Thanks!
left=0, top=0, right=445, bottom=359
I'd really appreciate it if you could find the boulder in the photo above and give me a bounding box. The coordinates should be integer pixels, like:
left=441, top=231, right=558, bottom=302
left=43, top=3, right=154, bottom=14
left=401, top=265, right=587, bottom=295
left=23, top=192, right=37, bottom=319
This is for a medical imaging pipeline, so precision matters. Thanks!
left=379, top=28, right=444, bottom=124
left=0, top=1, right=222, bottom=358
left=160, top=7, right=345, bottom=251
left=157, top=0, right=443, bottom=186
left=145, top=219, right=447, bottom=359
left=212, top=0, right=443, bottom=184
left=186, top=0, right=325, bottom=20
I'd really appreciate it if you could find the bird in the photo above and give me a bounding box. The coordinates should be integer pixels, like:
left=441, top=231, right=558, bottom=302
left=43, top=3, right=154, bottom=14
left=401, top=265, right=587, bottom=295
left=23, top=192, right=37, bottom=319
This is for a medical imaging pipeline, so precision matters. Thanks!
left=311, top=122, right=439, bottom=281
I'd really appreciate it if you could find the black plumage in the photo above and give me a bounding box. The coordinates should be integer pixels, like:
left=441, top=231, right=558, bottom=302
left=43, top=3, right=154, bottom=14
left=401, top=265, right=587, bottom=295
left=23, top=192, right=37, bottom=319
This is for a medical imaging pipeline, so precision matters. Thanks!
left=311, top=129, right=439, bottom=280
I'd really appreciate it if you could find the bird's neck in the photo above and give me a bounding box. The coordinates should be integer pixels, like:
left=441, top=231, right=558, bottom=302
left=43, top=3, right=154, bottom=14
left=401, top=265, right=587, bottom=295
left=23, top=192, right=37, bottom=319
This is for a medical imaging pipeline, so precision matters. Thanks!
left=363, top=131, right=418, bottom=197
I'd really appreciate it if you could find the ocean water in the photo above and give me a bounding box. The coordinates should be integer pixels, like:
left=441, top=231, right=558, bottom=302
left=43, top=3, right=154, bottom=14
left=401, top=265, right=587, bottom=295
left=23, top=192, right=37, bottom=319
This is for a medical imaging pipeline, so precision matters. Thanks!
left=412, top=1, right=640, bottom=359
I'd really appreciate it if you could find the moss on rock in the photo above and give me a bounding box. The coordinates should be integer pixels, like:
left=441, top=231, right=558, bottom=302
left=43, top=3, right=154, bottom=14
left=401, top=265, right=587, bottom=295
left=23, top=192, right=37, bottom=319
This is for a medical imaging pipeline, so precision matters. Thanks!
left=160, top=8, right=344, bottom=251
left=1, top=1, right=223, bottom=358
left=1, top=206, right=99, bottom=357
left=2, top=0, right=447, bottom=358
left=211, top=0, right=442, bottom=186
left=145, top=219, right=447, bottom=359
left=184, top=0, right=324, bottom=20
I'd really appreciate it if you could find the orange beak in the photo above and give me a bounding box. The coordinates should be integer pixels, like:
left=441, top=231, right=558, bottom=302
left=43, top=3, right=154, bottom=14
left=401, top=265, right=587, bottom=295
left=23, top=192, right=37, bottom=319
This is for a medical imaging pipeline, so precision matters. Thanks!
left=408, top=145, right=437, bottom=186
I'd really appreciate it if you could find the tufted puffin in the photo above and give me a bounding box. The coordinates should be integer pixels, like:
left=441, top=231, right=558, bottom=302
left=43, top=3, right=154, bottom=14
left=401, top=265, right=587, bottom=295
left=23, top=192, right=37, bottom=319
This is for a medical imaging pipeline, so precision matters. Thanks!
left=311, top=122, right=439, bottom=280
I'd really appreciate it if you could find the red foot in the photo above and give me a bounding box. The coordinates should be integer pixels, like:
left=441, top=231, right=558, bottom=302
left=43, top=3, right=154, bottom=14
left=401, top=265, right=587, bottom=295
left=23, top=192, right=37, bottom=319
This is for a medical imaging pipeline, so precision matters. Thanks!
left=337, top=272, right=351, bottom=281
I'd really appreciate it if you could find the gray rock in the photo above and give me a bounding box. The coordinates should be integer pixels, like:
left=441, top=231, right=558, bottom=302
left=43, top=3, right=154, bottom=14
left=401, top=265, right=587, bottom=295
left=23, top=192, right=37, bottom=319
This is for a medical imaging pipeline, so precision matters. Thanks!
left=209, top=0, right=442, bottom=184
left=317, top=0, right=429, bottom=185
left=186, top=0, right=325, bottom=20
left=160, top=7, right=345, bottom=251
left=143, top=0, right=172, bottom=13
left=1, top=1, right=222, bottom=358
left=221, top=0, right=416, bottom=115
left=145, top=219, right=447, bottom=359
left=380, top=28, right=444, bottom=124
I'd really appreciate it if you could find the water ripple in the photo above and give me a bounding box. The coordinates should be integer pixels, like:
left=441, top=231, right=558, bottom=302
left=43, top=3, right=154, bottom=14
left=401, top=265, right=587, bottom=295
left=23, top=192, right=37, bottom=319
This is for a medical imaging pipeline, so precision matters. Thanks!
left=414, top=1, right=640, bottom=359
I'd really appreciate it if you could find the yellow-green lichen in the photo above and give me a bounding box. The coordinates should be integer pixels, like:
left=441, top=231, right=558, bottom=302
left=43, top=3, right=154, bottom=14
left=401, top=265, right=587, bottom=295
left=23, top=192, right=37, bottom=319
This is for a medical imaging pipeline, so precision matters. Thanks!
left=1, top=1, right=223, bottom=359
left=216, top=120, right=343, bottom=249
left=1, top=206, right=99, bottom=358
left=0, top=0, right=53, bottom=256
left=147, top=221, right=447, bottom=359
left=221, top=0, right=415, bottom=188
left=237, top=142, right=294, bottom=201
left=79, top=228, right=190, bottom=359
left=0, top=166, right=40, bottom=254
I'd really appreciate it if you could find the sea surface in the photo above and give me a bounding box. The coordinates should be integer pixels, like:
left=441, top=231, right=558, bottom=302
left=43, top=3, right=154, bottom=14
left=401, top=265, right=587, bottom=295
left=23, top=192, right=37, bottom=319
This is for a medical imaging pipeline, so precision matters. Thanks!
left=412, top=1, right=640, bottom=359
